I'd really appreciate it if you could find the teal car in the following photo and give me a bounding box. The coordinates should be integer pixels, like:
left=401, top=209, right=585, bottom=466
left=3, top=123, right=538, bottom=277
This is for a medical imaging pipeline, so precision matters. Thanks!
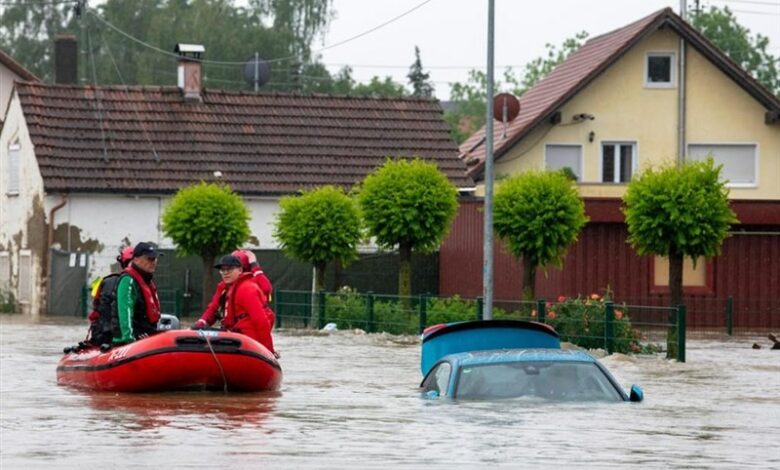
left=420, top=320, right=643, bottom=402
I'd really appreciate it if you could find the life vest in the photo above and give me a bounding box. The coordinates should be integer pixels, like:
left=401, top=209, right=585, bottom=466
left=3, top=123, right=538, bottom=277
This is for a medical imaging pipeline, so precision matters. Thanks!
left=122, top=265, right=161, bottom=325
left=87, top=273, right=122, bottom=346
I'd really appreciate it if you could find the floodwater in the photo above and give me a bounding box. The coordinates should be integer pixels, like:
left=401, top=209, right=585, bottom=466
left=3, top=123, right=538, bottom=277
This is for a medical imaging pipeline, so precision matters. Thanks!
left=1, top=315, right=779, bottom=469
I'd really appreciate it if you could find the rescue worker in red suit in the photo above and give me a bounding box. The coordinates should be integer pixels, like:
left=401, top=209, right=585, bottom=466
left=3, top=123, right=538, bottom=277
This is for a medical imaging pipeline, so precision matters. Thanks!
left=192, top=250, right=275, bottom=331
left=192, top=254, right=276, bottom=356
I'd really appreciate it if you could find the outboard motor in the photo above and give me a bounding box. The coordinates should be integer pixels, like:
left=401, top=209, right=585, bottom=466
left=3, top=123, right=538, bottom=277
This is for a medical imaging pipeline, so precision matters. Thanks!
left=157, top=313, right=181, bottom=331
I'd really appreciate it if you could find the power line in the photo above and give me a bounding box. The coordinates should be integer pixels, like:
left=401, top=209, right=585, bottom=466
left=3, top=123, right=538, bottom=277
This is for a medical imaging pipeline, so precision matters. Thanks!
left=0, top=0, right=75, bottom=5
left=730, top=8, right=780, bottom=14
left=85, top=0, right=434, bottom=66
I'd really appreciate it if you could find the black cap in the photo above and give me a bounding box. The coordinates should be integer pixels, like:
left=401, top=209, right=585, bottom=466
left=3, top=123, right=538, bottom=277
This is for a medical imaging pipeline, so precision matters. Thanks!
left=214, top=255, right=242, bottom=269
left=132, top=242, right=162, bottom=259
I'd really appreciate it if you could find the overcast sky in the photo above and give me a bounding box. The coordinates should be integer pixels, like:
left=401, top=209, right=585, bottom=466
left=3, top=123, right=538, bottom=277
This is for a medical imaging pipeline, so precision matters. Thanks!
left=315, top=0, right=780, bottom=99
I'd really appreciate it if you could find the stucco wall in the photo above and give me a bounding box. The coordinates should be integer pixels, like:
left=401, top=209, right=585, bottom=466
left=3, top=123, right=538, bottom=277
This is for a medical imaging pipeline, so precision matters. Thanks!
left=0, top=91, right=46, bottom=315
left=490, top=28, right=779, bottom=200
left=50, top=194, right=283, bottom=288
left=0, top=64, right=22, bottom=122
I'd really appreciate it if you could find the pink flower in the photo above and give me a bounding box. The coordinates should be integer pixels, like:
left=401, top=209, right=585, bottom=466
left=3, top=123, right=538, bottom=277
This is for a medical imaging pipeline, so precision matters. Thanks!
left=615, top=309, right=624, bottom=320
left=590, top=293, right=600, bottom=300
left=531, top=309, right=537, bottom=318
left=557, top=295, right=567, bottom=303
left=548, top=311, right=556, bottom=320
left=546, top=302, right=552, bottom=309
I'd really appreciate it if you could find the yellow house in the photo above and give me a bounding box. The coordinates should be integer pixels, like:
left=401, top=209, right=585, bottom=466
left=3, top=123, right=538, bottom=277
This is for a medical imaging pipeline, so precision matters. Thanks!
left=441, top=8, right=780, bottom=326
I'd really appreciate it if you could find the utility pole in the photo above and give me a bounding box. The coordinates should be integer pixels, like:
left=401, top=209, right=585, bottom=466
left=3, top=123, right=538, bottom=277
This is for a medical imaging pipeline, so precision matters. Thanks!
left=482, top=0, right=495, bottom=320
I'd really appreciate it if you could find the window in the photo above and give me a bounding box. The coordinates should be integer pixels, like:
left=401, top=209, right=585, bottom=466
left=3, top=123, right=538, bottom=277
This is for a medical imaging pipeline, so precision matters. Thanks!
left=688, top=144, right=757, bottom=187
left=651, top=256, right=714, bottom=295
left=422, top=363, right=451, bottom=397
left=645, top=52, right=676, bottom=87
left=545, top=144, right=582, bottom=180
left=6, top=143, right=20, bottom=195
left=18, top=250, right=31, bottom=303
left=601, top=142, right=636, bottom=183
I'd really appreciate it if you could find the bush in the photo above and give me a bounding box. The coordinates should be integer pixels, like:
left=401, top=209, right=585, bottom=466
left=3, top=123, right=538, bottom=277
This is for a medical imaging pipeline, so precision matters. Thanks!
left=546, top=293, right=641, bottom=353
left=0, top=288, right=16, bottom=314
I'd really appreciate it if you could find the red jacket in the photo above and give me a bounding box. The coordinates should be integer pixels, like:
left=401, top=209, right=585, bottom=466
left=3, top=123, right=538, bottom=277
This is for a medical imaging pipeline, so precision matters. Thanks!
left=221, top=273, right=275, bottom=353
left=198, top=266, right=275, bottom=328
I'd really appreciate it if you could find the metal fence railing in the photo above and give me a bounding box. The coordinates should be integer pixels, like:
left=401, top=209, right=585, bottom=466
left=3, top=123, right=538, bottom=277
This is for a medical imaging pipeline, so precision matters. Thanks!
left=273, top=290, right=687, bottom=361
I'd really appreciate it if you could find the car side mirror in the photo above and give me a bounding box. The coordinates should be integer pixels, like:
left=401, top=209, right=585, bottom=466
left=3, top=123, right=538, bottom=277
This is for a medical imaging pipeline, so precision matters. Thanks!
left=629, top=384, right=644, bottom=402
left=424, top=390, right=440, bottom=399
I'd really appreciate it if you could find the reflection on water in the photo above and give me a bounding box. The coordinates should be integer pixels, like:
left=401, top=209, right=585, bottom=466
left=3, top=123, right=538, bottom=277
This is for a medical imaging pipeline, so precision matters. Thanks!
left=1, top=315, right=779, bottom=469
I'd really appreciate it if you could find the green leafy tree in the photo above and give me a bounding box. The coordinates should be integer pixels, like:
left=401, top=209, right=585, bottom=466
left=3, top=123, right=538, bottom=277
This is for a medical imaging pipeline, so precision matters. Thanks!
left=623, top=158, right=737, bottom=357
left=357, top=158, right=458, bottom=303
left=162, top=182, right=250, bottom=309
left=493, top=170, right=588, bottom=301
left=691, top=5, right=779, bottom=95
left=273, top=185, right=362, bottom=291
left=0, top=0, right=334, bottom=91
left=407, top=45, right=434, bottom=97
left=444, top=32, right=588, bottom=144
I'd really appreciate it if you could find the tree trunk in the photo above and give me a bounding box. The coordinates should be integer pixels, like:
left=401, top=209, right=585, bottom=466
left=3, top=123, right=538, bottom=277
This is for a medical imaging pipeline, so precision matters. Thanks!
left=667, top=252, right=684, bottom=359
left=399, top=242, right=412, bottom=313
left=521, top=255, right=536, bottom=303
left=201, top=253, right=216, bottom=311
left=314, top=261, right=326, bottom=292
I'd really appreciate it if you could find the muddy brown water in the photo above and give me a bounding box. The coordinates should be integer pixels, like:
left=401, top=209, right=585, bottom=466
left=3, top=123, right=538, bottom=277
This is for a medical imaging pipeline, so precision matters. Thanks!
left=1, top=315, right=778, bottom=469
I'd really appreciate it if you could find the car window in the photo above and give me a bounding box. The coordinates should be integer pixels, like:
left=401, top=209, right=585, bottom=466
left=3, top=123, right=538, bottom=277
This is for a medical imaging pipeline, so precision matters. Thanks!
left=455, top=361, right=622, bottom=401
left=422, top=363, right=452, bottom=396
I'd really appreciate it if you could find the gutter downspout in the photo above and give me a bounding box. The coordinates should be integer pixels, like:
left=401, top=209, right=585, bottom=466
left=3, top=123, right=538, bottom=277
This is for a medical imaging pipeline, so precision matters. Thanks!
left=678, top=2, right=687, bottom=165
left=43, top=193, right=68, bottom=313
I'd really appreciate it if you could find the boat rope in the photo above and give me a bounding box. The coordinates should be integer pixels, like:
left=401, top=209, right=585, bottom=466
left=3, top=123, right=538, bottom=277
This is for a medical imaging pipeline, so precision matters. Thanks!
left=204, top=336, right=228, bottom=393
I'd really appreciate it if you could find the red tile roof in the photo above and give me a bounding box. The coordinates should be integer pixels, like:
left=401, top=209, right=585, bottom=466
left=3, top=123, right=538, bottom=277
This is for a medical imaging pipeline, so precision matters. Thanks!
left=461, top=7, right=780, bottom=179
left=0, top=49, right=38, bottom=82
left=16, top=82, right=472, bottom=194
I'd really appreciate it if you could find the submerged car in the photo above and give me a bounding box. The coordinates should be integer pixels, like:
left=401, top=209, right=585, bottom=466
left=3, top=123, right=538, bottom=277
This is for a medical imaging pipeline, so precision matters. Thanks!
left=420, top=320, right=643, bottom=402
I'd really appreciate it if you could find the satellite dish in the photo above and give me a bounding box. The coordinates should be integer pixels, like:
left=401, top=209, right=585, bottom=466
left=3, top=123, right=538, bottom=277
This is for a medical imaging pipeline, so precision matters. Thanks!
left=243, top=54, right=271, bottom=90
left=493, top=92, right=520, bottom=122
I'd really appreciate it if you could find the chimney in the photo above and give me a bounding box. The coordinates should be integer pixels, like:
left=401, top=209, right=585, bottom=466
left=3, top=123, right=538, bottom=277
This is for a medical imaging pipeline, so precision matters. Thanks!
left=174, top=43, right=204, bottom=103
left=54, top=34, right=78, bottom=84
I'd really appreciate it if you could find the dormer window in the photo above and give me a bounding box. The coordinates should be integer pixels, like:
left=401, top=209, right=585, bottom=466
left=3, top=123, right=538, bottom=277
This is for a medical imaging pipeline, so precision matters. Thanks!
left=645, top=52, right=676, bottom=88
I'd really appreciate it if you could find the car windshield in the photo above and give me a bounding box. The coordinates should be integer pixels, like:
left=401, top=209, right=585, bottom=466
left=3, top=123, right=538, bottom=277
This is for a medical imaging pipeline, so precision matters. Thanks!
left=455, top=361, right=623, bottom=401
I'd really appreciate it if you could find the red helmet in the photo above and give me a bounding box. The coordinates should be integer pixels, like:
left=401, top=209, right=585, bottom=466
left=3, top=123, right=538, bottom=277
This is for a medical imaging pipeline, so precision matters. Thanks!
left=117, top=246, right=134, bottom=266
left=231, top=250, right=251, bottom=271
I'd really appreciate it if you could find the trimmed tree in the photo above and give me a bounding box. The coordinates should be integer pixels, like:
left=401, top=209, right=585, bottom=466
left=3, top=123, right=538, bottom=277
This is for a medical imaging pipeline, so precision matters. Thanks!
left=623, top=158, right=738, bottom=358
left=493, top=170, right=588, bottom=301
left=273, top=185, right=362, bottom=292
left=162, top=182, right=250, bottom=309
left=357, top=158, right=459, bottom=304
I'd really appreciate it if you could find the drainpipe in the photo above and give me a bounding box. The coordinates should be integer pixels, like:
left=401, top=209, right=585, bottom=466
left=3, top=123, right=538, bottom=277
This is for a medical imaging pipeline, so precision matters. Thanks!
left=43, top=193, right=68, bottom=308
left=678, top=2, right=687, bottom=165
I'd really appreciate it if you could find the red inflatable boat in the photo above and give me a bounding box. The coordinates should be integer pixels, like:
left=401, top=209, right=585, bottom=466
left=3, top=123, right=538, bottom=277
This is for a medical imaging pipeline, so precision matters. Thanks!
left=57, top=330, right=282, bottom=393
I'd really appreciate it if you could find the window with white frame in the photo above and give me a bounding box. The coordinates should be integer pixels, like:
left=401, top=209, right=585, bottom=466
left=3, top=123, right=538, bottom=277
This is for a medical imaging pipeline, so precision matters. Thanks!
left=645, top=52, right=676, bottom=87
left=545, top=144, right=582, bottom=180
left=601, top=142, right=636, bottom=183
left=688, top=144, right=757, bottom=187
left=7, top=142, right=20, bottom=194
left=18, top=250, right=32, bottom=303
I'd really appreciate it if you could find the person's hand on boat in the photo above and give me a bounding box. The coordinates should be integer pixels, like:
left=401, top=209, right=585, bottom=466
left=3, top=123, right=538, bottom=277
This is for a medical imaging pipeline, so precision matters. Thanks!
left=190, top=319, right=207, bottom=330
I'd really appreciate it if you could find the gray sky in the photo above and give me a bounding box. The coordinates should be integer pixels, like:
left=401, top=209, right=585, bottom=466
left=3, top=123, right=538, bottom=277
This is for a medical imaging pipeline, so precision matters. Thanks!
left=316, top=0, right=780, bottom=99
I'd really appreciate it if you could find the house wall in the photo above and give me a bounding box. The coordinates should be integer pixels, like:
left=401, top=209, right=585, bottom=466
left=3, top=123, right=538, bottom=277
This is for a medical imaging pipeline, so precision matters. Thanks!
left=49, top=194, right=281, bottom=292
left=0, top=91, right=46, bottom=315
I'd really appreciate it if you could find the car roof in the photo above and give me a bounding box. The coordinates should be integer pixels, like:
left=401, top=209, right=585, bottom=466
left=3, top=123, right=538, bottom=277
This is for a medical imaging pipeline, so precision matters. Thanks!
left=447, top=348, right=597, bottom=367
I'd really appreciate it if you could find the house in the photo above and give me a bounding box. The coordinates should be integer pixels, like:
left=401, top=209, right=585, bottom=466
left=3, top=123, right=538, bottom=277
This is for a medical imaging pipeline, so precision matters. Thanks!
left=0, top=42, right=473, bottom=316
left=0, top=48, right=38, bottom=123
left=440, top=8, right=780, bottom=328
